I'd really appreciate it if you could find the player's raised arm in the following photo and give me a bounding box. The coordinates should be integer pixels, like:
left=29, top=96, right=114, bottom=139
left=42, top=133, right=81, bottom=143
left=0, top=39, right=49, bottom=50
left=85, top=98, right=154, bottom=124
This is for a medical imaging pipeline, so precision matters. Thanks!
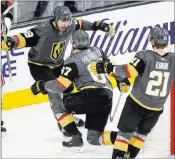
left=74, top=18, right=115, bottom=37
left=89, top=51, right=146, bottom=79
left=113, top=52, right=146, bottom=78
left=1, top=27, right=41, bottom=52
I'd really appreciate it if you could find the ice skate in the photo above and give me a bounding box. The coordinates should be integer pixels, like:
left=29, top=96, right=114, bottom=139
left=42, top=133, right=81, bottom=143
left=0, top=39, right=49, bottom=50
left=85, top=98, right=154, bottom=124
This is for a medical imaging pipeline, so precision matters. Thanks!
left=62, top=132, right=84, bottom=153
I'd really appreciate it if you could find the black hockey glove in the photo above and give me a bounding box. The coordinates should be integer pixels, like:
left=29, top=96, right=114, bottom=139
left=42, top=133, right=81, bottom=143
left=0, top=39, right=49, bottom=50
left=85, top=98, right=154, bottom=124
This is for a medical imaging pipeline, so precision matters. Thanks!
left=92, top=19, right=115, bottom=37
left=116, top=78, right=130, bottom=93
left=31, top=80, right=47, bottom=95
left=89, top=61, right=114, bottom=75
left=97, top=61, right=114, bottom=74
left=1, top=36, right=15, bottom=52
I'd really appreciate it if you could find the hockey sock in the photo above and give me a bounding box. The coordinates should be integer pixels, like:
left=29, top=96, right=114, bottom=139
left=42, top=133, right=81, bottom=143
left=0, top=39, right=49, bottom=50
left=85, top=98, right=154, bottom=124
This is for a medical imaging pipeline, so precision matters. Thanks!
left=101, top=131, right=118, bottom=145
left=128, top=144, right=141, bottom=158
left=112, top=134, right=129, bottom=158
left=128, top=133, right=145, bottom=158
left=57, top=113, right=79, bottom=136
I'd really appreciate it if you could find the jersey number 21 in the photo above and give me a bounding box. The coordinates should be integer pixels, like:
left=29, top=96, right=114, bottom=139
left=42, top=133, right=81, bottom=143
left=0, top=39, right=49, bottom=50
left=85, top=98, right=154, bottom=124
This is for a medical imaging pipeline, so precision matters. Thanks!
left=145, top=71, right=170, bottom=97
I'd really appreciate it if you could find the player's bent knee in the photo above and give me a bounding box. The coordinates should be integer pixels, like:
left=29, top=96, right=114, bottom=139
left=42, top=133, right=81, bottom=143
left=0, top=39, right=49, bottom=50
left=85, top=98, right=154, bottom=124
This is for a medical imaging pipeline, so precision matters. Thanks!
left=64, top=98, right=75, bottom=113
left=87, top=130, right=101, bottom=145
left=64, top=103, right=73, bottom=113
left=64, top=95, right=83, bottom=113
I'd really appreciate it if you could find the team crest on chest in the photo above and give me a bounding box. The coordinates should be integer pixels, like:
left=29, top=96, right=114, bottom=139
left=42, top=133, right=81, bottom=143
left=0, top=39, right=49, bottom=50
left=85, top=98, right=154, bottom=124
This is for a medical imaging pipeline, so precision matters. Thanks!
left=50, top=41, right=66, bottom=61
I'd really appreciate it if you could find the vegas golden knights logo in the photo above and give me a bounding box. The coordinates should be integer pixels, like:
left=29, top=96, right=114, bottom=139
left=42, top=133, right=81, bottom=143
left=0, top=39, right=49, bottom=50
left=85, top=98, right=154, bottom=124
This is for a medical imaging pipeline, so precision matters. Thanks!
left=50, top=41, right=65, bottom=61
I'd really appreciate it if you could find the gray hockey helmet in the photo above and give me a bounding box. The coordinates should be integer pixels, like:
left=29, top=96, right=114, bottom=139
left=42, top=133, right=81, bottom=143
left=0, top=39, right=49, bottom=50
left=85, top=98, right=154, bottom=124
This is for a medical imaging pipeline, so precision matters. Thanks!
left=53, top=6, right=72, bottom=21
left=149, top=26, right=169, bottom=45
left=72, top=30, right=90, bottom=49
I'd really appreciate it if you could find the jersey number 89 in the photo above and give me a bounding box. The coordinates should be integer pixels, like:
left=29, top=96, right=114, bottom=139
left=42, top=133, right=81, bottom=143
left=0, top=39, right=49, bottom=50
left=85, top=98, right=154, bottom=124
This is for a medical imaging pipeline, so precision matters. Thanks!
left=24, top=31, right=34, bottom=38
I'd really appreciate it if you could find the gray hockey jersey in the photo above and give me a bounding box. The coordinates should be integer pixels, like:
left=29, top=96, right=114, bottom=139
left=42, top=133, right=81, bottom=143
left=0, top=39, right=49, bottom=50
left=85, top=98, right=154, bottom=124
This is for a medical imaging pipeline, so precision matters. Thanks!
left=13, top=18, right=93, bottom=68
left=45, top=46, right=113, bottom=94
left=65, top=47, right=112, bottom=90
left=28, top=19, right=76, bottom=67
left=114, top=50, right=175, bottom=110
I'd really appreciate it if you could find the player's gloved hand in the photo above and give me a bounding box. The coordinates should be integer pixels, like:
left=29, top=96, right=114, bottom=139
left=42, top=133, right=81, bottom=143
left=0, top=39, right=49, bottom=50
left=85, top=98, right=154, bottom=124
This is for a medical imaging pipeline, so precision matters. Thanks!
left=116, top=78, right=130, bottom=93
left=92, top=20, right=115, bottom=37
left=1, top=36, right=15, bottom=51
left=31, top=80, right=47, bottom=95
left=89, top=61, right=114, bottom=75
left=105, top=25, right=115, bottom=37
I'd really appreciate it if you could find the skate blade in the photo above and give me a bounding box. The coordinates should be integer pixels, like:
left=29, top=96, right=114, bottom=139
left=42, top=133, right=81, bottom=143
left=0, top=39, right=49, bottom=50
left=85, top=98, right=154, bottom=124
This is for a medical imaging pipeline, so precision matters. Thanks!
left=63, top=145, right=84, bottom=153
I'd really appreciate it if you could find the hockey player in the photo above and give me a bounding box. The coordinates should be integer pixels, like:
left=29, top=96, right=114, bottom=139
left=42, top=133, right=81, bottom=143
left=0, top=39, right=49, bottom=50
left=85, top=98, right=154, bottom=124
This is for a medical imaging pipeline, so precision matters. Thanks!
left=1, top=6, right=115, bottom=134
left=30, top=30, right=117, bottom=150
left=1, top=0, right=14, bottom=135
left=89, top=26, right=175, bottom=158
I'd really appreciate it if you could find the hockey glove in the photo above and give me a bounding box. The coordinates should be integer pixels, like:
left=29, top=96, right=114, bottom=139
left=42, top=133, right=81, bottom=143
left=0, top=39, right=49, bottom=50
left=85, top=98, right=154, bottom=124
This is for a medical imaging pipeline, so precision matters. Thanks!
left=105, top=25, right=115, bottom=37
left=92, top=20, right=115, bottom=37
left=89, top=61, right=114, bottom=75
left=1, top=36, right=15, bottom=51
left=31, top=80, right=47, bottom=95
left=116, top=78, right=130, bottom=93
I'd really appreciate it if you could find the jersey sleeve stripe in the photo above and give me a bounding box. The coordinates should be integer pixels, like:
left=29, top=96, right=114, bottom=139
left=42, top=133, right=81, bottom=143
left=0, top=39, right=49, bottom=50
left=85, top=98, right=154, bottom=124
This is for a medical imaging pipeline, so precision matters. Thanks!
left=124, top=64, right=131, bottom=78
left=13, top=34, right=26, bottom=48
left=56, top=76, right=72, bottom=90
left=124, top=64, right=138, bottom=78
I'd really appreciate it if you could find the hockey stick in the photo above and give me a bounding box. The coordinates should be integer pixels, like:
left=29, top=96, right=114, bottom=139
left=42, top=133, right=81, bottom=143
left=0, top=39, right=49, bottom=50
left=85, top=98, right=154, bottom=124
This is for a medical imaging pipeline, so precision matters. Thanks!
left=2, top=2, right=18, bottom=15
left=1, top=2, right=18, bottom=81
left=110, top=92, right=123, bottom=122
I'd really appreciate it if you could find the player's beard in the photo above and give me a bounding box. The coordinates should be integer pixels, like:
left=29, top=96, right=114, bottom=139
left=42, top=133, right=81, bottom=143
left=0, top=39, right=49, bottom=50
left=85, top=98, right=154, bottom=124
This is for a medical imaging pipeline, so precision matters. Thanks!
left=56, top=19, right=72, bottom=32
left=59, top=26, right=67, bottom=32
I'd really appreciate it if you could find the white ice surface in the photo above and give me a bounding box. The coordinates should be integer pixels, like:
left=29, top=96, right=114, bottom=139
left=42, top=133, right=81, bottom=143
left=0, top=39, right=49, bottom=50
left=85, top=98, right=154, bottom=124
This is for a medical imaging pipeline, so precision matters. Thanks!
left=2, top=89, right=174, bottom=158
